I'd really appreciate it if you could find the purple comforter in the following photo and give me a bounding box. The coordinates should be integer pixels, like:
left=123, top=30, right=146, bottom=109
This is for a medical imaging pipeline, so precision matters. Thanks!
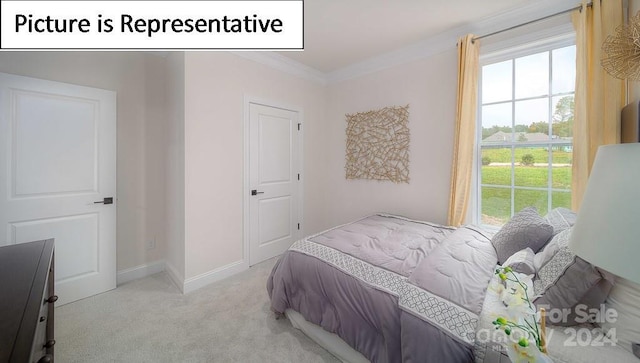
left=267, top=214, right=497, bottom=363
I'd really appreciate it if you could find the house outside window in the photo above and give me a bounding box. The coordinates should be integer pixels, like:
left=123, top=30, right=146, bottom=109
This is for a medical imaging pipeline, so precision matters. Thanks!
left=477, top=39, right=575, bottom=226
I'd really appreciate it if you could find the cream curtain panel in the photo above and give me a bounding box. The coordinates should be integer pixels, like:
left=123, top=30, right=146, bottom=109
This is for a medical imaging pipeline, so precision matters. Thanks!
left=572, top=0, right=625, bottom=210
left=447, top=34, right=479, bottom=226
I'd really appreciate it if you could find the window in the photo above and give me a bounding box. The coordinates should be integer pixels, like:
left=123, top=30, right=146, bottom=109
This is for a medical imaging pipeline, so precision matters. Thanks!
left=477, top=41, right=575, bottom=226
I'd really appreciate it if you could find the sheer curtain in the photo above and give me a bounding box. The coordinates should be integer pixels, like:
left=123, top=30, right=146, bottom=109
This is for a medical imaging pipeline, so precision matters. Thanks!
left=447, top=34, right=479, bottom=226
left=572, top=0, right=625, bottom=210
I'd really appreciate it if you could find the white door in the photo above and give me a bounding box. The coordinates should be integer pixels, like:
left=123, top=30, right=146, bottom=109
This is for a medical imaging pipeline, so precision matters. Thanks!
left=249, top=103, right=301, bottom=266
left=0, top=73, right=116, bottom=306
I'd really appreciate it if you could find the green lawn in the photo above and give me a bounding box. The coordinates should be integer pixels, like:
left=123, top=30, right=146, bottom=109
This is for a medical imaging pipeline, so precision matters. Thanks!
left=482, top=148, right=572, bottom=165
left=480, top=164, right=572, bottom=225
left=481, top=187, right=571, bottom=225
left=481, top=166, right=571, bottom=189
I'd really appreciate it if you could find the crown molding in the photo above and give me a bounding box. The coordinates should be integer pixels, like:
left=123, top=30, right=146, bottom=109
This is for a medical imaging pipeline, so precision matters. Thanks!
left=231, top=51, right=327, bottom=85
left=232, top=0, right=579, bottom=85
left=325, top=28, right=455, bottom=84
left=326, top=0, right=579, bottom=83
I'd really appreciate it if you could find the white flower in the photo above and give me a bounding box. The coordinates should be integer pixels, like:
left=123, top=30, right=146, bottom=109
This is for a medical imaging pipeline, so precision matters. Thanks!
left=490, top=279, right=506, bottom=295
left=493, top=267, right=549, bottom=361
left=501, top=279, right=535, bottom=320
left=505, top=339, right=553, bottom=363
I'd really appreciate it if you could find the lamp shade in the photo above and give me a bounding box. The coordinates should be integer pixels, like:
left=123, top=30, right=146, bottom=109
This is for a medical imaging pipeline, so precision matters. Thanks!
left=569, top=143, right=640, bottom=284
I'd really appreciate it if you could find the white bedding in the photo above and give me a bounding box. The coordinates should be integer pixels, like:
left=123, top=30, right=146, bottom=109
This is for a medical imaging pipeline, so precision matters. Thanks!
left=544, top=325, right=637, bottom=363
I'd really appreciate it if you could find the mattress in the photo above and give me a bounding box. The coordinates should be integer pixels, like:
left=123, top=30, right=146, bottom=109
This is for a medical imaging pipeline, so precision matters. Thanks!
left=285, top=308, right=368, bottom=363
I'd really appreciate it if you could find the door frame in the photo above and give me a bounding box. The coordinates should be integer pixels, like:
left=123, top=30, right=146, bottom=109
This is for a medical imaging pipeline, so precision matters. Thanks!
left=243, top=95, right=304, bottom=268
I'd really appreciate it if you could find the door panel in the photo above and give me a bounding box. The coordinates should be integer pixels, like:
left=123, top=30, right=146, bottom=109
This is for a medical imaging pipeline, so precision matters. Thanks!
left=249, top=103, right=300, bottom=266
left=259, top=196, right=292, bottom=245
left=13, top=91, right=97, bottom=196
left=259, top=115, right=291, bottom=183
left=10, top=213, right=99, bottom=281
left=0, top=73, right=116, bottom=305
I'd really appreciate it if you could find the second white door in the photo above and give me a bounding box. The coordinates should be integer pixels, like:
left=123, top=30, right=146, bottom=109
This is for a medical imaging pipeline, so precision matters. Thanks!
left=249, top=103, right=301, bottom=266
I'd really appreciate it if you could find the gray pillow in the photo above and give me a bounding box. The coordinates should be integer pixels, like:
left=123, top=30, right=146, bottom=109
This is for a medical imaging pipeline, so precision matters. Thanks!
left=533, top=228, right=615, bottom=326
left=502, top=247, right=535, bottom=275
left=491, top=207, right=553, bottom=264
left=543, top=207, right=577, bottom=236
left=533, top=228, right=568, bottom=271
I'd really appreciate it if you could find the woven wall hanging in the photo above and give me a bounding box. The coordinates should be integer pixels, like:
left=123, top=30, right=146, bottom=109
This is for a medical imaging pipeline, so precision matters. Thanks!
left=345, top=104, right=410, bottom=183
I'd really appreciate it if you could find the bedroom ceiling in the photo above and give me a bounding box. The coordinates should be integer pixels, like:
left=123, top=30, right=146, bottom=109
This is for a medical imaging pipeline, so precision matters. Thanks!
left=277, top=0, right=539, bottom=73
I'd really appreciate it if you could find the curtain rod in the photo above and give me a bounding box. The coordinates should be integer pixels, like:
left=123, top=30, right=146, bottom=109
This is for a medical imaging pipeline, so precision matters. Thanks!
left=472, top=2, right=592, bottom=43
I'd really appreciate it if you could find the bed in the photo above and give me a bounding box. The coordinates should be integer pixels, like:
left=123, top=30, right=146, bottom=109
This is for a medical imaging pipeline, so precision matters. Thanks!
left=267, top=211, right=640, bottom=363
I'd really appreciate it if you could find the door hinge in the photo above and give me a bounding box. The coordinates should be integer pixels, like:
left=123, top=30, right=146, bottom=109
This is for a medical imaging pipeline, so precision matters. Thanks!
left=297, top=173, right=300, bottom=180
left=297, top=223, right=300, bottom=230
left=297, top=123, right=301, bottom=131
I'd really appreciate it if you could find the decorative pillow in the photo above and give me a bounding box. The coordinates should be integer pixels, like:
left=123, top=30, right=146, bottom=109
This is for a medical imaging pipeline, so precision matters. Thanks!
left=543, top=207, right=577, bottom=236
left=533, top=228, right=615, bottom=326
left=599, top=278, right=640, bottom=353
left=533, top=228, right=569, bottom=271
left=502, top=248, right=535, bottom=275
left=491, top=207, right=554, bottom=264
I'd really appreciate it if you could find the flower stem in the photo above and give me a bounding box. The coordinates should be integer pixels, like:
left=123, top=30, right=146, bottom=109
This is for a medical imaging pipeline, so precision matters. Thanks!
left=497, top=267, right=544, bottom=352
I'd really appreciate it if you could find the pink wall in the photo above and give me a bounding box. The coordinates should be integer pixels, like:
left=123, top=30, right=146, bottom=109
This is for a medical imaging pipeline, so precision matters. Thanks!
left=0, top=49, right=460, bottom=287
left=179, top=49, right=459, bottom=280
left=324, top=50, right=458, bottom=227
left=182, top=52, right=327, bottom=279
left=164, top=52, right=186, bottom=282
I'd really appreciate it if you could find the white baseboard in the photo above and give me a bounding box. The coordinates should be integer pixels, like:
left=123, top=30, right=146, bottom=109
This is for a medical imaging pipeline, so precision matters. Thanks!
left=116, top=259, right=249, bottom=294
left=164, top=262, right=185, bottom=293
left=117, top=260, right=165, bottom=285
left=183, top=259, right=248, bottom=294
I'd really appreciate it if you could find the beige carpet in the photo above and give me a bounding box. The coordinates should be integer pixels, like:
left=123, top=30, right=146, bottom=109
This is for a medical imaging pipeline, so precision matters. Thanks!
left=55, top=258, right=341, bottom=363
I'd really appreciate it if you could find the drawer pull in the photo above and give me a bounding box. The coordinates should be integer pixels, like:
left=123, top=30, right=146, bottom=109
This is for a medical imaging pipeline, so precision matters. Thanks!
left=46, top=295, right=58, bottom=304
left=37, top=355, right=53, bottom=363
left=44, top=340, right=55, bottom=348
left=39, top=316, right=46, bottom=322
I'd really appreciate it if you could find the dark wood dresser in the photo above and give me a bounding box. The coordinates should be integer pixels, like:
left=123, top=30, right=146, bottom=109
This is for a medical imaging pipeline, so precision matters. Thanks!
left=0, top=239, right=56, bottom=363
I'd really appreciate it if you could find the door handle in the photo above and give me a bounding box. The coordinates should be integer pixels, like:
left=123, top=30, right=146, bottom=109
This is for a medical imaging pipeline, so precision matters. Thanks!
left=251, top=190, right=264, bottom=196
left=94, top=197, right=114, bottom=205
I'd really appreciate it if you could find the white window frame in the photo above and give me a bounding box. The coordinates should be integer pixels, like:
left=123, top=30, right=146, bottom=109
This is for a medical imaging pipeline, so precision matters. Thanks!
left=472, top=29, right=576, bottom=226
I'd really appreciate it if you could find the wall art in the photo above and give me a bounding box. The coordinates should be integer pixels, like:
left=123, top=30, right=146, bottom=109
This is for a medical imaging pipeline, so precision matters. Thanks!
left=345, top=104, right=410, bottom=183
